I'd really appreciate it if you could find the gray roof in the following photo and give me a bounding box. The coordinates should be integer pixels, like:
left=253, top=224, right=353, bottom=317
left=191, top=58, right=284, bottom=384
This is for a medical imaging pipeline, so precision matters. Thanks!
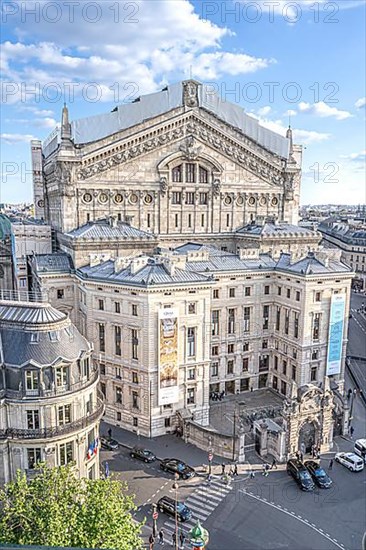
left=66, top=219, right=156, bottom=240
left=33, top=253, right=74, bottom=274
left=44, top=80, right=289, bottom=158
left=174, top=242, right=230, bottom=256
left=275, top=252, right=350, bottom=274
left=0, top=302, right=91, bottom=367
left=78, top=257, right=212, bottom=287
left=236, top=223, right=318, bottom=238
left=184, top=254, right=276, bottom=273
left=319, top=220, right=366, bottom=246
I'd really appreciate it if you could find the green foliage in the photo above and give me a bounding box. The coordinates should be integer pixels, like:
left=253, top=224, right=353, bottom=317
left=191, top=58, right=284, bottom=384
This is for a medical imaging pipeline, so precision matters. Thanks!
left=0, top=463, right=143, bottom=550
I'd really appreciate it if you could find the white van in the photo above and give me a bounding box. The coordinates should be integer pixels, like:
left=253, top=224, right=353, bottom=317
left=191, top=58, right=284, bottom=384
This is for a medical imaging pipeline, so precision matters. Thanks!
left=335, top=452, right=364, bottom=472
left=354, top=439, right=366, bottom=463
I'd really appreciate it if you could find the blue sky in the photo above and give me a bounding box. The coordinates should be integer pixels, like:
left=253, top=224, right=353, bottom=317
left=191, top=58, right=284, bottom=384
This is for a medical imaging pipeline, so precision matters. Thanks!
left=1, top=0, right=365, bottom=205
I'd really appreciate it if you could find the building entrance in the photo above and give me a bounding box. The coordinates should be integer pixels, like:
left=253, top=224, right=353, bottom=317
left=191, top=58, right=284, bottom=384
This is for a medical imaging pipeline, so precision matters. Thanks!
left=298, top=422, right=316, bottom=454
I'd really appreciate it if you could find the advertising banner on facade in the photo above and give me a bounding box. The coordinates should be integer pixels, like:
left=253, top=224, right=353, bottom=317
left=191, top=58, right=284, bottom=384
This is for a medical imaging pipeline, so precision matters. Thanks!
left=158, top=308, right=179, bottom=406
left=326, top=294, right=346, bottom=376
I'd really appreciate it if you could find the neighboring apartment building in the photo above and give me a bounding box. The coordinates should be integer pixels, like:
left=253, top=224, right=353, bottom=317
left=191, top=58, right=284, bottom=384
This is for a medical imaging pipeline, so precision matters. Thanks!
left=319, top=218, right=366, bottom=288
left=0, top=297, right=103, bottom=484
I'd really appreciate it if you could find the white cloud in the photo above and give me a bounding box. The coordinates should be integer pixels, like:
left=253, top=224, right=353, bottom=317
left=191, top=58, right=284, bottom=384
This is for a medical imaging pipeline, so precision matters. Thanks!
left=298, top=101, right=353, bottom=120
left=340, top=151, right=366, bottom=163
left=355, top=97, right=366, bottom=109
left=1, top=133, right=36, bottom=144
left=252, top=114, right=330, bottom=145
left=257, top=106, right=271, bottom=116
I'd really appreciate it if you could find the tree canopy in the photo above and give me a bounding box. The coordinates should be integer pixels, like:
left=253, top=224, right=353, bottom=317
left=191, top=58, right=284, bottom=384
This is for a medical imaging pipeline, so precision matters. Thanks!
left=0, top=464, right=143, bottom=549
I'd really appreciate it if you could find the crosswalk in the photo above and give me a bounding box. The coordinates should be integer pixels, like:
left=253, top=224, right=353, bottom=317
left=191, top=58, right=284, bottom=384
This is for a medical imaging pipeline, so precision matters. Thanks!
left=161, top=477, right=233, bottom=541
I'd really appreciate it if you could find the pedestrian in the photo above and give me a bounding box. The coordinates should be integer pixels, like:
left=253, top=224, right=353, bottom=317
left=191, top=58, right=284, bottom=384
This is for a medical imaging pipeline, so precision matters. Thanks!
left=207, top=473, right=212, bottom=485
left=107, top=428, right=112, bottom=439
left=179, top=531, right=186, bottom=549
left=300, top=452, right=304, bottom=463
left=158, top=528, right=164, bottom=545
left=250, top=470, right=256, bottom=479
left=350, top=426, right=355, bottom=438
left=233, top=463, right=238, bottom=476
left=271, top=458, right=277, bottom=469
left=149, top=534, right=155, bottom=550
left=221, top=463, right=226, bottom=475
left=329, top=459, right=333, bottom=470
left=172, top=532, right=176, bottom=546
left=262, top=463, right=268, bottom=476
left=295, top=451, right=300, bottom=460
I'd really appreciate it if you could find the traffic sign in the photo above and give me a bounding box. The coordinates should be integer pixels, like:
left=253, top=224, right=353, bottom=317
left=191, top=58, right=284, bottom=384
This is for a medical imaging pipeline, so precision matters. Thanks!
left=153, top=511, right=159, bottom=520
left=208, top=452, right=213, bottom=462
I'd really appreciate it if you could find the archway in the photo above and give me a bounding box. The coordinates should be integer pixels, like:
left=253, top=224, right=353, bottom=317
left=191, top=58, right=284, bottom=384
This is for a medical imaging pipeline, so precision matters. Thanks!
left=298, top=422, right=317, bottom=454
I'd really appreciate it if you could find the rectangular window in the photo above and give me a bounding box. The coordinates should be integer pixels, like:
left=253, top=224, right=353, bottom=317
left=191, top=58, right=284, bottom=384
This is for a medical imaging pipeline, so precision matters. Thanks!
left=59, top=442, right=73, bottom=466
left=99, top=323, right=105, bottom=353
left=25, top=371, right=38, bottom=392
left=278, top=286, right=282, bottom=296
left=292, top=365, right=297, bottom=381
left=199, top=166, right=208, bottom=183
left=226, top=214, right=230, bottom=227
left=115, top=301, right=121, bottom=314
left=199, top=192, right=208, bottom=205
left=187, top=327, right=196, bottom=357
left=133, top=417, right=138, bottom=427
left=274, top=356, right=278, bottom=371
left=211, top=362, right=219, bottom=377
left=212, top=310, right=220, bottom=336
left=264, top=285, right=270, bottom=295
left=100, top=363, right=106, bottom=375
left=172, top=192, right=182, bottom=204
left=187, top=388, right=195, bottom=405
left=296, top=291, right=300, bottom=302
left=284, top=309, right=290, bottom=335
left=287, top=288, right=291, bottom=299
left=115, top=326, right=122, bottom=356
left=283, top=360, right=287, bottom=375
left=58, top=404, right=71, bottom=425
left=259, top=355, right=269, bottom=371
left=186, top=163, right=196, bottom=183
left=312, top=350, right=318, bottom=360
left=132, top=329, right=139, bottom=360
left=229, top=287, right=235, bottom=298
left=175, top=214, right=179, bottom=228
left=188, top=303, right=196, bottom=314
left=242, top=357, right=249, bottom=372
left=243, top=342, right=249, bottom=352
left=313, top=313, right=320, bottom=341
left=211, top=345, right=219, bottom=356
left=188, top=213, right=192, bottom=228
left=116, top=387, right=123, bottom=404
left=116, top=411, right=122, bottom=422
left=228, top=308, right=235, bottom=334
left=115, top=367, right=122, bottom=379
left=213, top=289, right=219, bottom=299
left=227, top=360, right=234, bottom=374
left=147, top=213, right=151, bottom=228
left=276, top=306, right=281, bottom=331
left=100, top=382, right=106, bottom=397
left=294, top=312, right=299, bottom=339
left=56, top=367, right=68, bottom=388
left=263, top=305, right=269, bottom=330
left=98, top=299, right=104, bottom=311
left=185, top=192, right=195, bottom=205
left=272, top=376, right=278, bottom=390
left=164, top=417, right=171, bottom=428
left=27, top=410, right=39, bottom=430
left=132, top=372, right=139, bottom=384
left=315, top=292, right=321, bottom=302
left=228, top=343, right=234, bottom=354
left=201, top=214, right=205, bottom=227
left=311, top=366, right=318, bottom=382
left=244, top=287, right=251, bottom=296
left=281, top=380, right=287, bottom=396
left=243, top=307, right=250, bottom=333
left=262, top=339, right=268, bottom=349
left=57, top=289, right=64, bottom=299
left=27, top=448, right=42, bottom=469
left=132, top=304, right=138, bottom=316
left=172, top=165, right=182, bottom=182
left=188, top=368, right=195, bottom=380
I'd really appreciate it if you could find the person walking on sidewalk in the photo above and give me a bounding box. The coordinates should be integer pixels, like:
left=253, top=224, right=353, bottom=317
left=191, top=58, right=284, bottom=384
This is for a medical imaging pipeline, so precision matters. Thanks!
left=179, top=531, right=186, bottom=549
left=172, top=532, right=176, bottom=547
left=107, top=428, right=112, bottom=439
left=158, top=528, right=165, bottom=545
left=149, top=534, right=155, bottom=550
left=250, top=469, right=256, bottom=479
left=329, top=459, right=333, bottom=470
left=221, top=463, right=226, bottom=475
left=262, top=463, right=269, bottom=476
left=233, top=463, right=238, bottom=476
left=350, top=426, right=355, bottom=438
left=271, top=458, right=277, bottom=469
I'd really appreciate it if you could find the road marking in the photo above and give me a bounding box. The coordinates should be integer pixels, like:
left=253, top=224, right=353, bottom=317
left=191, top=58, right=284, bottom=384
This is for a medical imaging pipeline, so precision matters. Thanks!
left=239, top=489, right=346, bottom=550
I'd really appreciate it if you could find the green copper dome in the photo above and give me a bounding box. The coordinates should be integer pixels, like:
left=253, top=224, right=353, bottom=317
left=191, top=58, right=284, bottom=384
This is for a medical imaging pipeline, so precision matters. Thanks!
left=0, top=214, right=12, bottom=240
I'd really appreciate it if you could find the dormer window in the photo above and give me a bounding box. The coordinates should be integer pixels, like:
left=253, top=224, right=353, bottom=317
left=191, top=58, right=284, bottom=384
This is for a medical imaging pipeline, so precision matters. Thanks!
left=30, top=332, right=39, bottom=343
left=49, top=331, right=59, bottom=342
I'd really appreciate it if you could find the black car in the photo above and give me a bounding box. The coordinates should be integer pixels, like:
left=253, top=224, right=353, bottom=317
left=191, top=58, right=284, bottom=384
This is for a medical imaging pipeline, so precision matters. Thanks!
left=160, top=458, right=195, bottom=479
left=305, top=461, right=332, bottom=488
left=157, top=496, right=192, bottom=522
left=130, top=447, right=156, bottom=463
left=100, top=436, right=119, bottom=451
left=287, top=459, right=315, bottom=491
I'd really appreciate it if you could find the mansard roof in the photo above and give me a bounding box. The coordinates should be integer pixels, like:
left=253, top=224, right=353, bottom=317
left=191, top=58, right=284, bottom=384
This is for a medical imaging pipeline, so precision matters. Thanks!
left=77, top=256, right=212, bottom=287
left=44, top=80, right=290, bottom=159
left=236, top=222, right=318, bottom=238
left=275, top=252, right=351, bottom=274
left=66, top=218, right=156, bottom=241
left=33, top=253, right=74, bottom=274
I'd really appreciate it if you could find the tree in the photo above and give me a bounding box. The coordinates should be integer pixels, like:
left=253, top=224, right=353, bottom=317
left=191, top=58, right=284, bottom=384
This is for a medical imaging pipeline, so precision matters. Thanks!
left=0, top=463, right=143, bottom=549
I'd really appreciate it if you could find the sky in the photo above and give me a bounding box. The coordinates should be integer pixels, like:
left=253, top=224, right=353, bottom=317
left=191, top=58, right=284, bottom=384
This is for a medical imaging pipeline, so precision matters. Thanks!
left=0, top=0, right=365, bottom=206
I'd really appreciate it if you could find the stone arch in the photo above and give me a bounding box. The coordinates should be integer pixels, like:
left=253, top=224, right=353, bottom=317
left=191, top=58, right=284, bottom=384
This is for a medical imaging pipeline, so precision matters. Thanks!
left=297, top=418, right=320, bottom=454
left=157, top=150, right=224, bottom=175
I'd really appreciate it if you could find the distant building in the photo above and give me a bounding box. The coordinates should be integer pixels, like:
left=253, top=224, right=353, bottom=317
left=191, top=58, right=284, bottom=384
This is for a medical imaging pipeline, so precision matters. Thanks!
left=0, top=214, right=16, bottom=292
left=0, top=296, right=103, bottom=484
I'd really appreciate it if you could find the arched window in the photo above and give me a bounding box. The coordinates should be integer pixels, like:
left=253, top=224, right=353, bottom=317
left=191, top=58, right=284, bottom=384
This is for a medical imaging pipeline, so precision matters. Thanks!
left=172, top=165, right=182, bottom=183
left=170, top=163, right=210, bottom=185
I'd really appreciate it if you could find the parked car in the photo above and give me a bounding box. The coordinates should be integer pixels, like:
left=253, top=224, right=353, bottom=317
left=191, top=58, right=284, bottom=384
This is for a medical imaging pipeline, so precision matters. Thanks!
left=160, top=458, right=195, bottom=479
left=286, top=459, right=315, bottom=491
left=100, top=436, right=119, bottom=450
left=305, top=461, right=332, bottom=488
left=130, top=447, right=156, bottom=463
left=335, top=452, right=364, bottom=472
left=157, top=495, right=192, bottom=522
left=354, top=439, right=366, bottom=463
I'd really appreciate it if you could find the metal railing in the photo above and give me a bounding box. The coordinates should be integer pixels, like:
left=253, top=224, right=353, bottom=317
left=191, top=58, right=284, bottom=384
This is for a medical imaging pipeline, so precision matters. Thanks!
left=0, top=288, right=48, bottom=303
left=0, top=399, right=105, bottom=440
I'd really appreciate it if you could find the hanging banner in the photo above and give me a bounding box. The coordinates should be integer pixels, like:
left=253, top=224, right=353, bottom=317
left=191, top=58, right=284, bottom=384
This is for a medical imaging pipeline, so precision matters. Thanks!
left=158, top=308, right=179, bottom=406
left=326, top=294, right=346, bottom=376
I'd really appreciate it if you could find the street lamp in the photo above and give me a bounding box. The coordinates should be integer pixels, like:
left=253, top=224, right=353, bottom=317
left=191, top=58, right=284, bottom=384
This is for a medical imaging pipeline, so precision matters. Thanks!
left=152, top=503, right=158, bottom=538
left=172, top=473, right=179, bottom=550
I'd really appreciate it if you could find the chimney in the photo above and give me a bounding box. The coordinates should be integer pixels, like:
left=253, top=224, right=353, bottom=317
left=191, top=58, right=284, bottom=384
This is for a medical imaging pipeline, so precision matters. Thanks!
left=109, top=215, right=117, bottom=228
